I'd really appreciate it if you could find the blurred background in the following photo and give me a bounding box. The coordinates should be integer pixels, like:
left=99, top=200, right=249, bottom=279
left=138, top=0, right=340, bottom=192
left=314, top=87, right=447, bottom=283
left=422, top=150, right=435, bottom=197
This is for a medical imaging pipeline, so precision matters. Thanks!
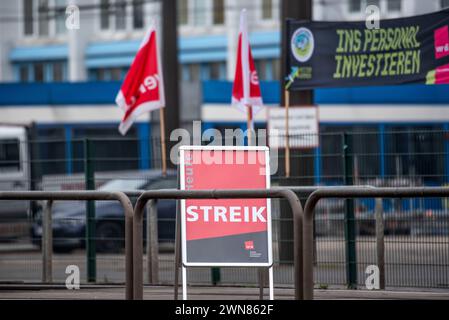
left=0, top=0, right=448, bottom=291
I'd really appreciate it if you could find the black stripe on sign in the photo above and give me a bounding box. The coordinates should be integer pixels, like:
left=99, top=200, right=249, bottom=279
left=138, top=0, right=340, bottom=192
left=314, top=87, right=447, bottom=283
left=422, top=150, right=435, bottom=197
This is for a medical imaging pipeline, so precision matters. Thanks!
left=186, top=231, right=269, bottom=264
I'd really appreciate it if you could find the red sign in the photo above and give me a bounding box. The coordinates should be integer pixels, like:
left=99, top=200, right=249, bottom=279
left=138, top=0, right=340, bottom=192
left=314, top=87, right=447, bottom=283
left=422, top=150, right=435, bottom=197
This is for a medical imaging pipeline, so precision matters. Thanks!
left=180, top=146, right=272, bottom=267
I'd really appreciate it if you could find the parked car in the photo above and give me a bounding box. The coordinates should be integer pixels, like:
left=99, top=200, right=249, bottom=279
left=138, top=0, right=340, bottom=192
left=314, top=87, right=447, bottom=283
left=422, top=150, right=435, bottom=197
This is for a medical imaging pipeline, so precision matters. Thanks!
left=31, top=172, right=177, bottom=253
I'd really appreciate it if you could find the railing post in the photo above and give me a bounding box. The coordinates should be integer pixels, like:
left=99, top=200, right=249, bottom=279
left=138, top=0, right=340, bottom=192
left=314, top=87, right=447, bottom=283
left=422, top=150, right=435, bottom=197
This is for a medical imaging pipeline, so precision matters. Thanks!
left=343, top=133, right=357, bottom=289
left=211, top=267, right=221, bottom=286
left=258, top=268, right=265, bottom=299
left=42, top=200, right=53, bottom=283
left=28, top=123, right=43, bottom=221
left=174, top=204, right=181, bottom=300
left=84, top=138, right=96, bottom=283
left=146, top=200, right=159, bottom=285
left=375, top=198, right=386, bottom=290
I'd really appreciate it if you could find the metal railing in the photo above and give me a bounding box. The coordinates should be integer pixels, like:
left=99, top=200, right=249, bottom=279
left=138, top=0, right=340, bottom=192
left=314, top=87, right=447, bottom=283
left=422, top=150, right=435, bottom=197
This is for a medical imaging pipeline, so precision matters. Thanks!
left=133, top=188, right=304, bottom=300
left=0, top=188, right=305, bottom=300
left=0, top=191, right=134, bottom=300
left=303, top=186, right=449, bottom=300
left=2, top=186, right=449, bottom=300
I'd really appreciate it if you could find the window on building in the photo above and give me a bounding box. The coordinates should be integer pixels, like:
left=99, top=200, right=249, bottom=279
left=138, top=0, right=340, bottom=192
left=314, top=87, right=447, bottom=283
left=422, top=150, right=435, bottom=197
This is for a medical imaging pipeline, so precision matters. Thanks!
left=255, top=60, right=267, bottom=81
left=387, top=0, right=401, bottom=11
left=178, top=0, right=188, bottom=25
left=213, top=0, right=224, bottom=25
left=262, top=0, right=273, bottom=20
left=272, top=58, right=280, bottom=80
left=349, top=0, right=361, bottom=12
left=100, top=0, right=110, bottom=29
left=88, top=69, right=96, bottom=80
left=256, top=59, right=279, bottom=81
left=19, top=65, right=29, bottom=82
left=34, top=63, right=44, bottom=82
left=53, top=62, right=64, bottom=82
left=366, top=0, right=380, bottom=6
left=209, top=62, right=224, bottom=80
left=193, top=0, right=207, bottom=26
left=441, top=0, right=449, bottom=8
left=184, top=63, right=201, bottom=81
left=115, top=0, right=127, bottom=30
left=23, top=0, right=71, bottom=37
left=38, top=0, right=49, bottom=36
left=110, top=68, right=122, bottom=80
left=15, top=62, right=67, bottom=82
left=132, top=0, right=144, bottom=29
left=89, top=67, right=127, bottom=81
left=101, top=0, right=138, bottom=31
left=184, top=62, right=225, bottom=81
left=122, top=67, right=129, bottom=79
left=98, top=69, right=108, bottom=80
left=23, top=0, right=34, bottom=35
left=349, top=0, right=381, bottom=13
left=55, top=0, right=67, bottom=34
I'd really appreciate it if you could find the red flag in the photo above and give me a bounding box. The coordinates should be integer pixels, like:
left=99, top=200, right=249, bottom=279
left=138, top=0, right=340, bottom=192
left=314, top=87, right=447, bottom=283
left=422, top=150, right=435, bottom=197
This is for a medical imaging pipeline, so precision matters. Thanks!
left=231, top=9, right=263, bottom=115
left=116, top=23, right=165, bottom=135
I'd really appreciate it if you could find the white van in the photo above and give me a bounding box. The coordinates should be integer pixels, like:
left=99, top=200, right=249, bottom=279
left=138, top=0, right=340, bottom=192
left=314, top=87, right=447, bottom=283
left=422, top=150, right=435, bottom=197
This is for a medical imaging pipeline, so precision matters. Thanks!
left=0, top=126, right=30, bottom=239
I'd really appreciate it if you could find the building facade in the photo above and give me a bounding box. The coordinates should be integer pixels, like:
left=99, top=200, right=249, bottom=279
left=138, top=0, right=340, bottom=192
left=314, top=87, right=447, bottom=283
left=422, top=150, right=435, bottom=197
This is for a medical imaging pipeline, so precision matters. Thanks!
left=1, top=0, right=449, bottom=184
left=2, top=0, right=448, bottom=84
left=0, top=0, right=282, bottom=83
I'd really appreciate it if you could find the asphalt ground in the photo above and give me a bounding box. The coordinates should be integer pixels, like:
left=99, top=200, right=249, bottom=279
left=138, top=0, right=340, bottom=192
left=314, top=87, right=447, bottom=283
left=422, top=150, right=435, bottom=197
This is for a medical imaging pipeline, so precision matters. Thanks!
left=1, top=236, right=448, bottom=288
left=1, top=284, right=449, bottom=300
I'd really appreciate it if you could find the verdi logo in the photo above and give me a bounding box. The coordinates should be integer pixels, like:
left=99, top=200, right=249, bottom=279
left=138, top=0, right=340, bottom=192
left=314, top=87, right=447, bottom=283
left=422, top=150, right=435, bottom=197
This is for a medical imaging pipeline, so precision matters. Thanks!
left=291, top=27, right=315, bottom=63
left=245, top=241, right=254, bottom=250
left=434, top=25, right=449, bottom=59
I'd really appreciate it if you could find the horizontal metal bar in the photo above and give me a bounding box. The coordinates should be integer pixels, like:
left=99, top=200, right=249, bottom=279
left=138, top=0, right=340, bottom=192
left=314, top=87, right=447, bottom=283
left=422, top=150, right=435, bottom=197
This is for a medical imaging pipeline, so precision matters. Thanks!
left=0, top=191, right=125, bottom=201
left=124, top=186, right=376, bottom=199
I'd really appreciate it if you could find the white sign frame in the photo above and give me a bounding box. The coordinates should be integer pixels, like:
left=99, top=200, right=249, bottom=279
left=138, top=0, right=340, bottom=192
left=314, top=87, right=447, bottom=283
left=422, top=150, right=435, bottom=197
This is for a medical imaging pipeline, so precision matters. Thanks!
left=179, top=145, right=274, bottom=300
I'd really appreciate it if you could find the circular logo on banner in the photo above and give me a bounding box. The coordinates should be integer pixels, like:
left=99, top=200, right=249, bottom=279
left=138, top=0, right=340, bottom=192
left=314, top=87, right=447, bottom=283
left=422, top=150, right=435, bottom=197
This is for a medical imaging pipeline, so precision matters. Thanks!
left=291, top=27, right=314, bottom=63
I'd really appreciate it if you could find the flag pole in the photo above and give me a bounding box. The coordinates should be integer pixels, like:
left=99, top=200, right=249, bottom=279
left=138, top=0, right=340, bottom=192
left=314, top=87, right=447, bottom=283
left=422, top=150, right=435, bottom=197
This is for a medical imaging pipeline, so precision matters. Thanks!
left=159, top=108, right=167, bottom=177
left=247, top=105, right=253, bottom=145
left=285, top=89, right=290, bottom=178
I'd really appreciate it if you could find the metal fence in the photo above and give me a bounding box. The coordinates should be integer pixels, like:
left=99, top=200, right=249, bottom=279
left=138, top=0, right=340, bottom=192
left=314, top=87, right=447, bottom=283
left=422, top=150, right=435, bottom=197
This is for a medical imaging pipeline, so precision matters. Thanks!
left=0, top=129, right=448, bottom=290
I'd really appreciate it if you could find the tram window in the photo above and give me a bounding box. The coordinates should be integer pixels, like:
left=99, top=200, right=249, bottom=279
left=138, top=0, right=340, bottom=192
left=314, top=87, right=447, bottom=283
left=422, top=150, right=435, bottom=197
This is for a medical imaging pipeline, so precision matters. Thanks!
left=72, top=128, right=139, bottom=172
left=0, top=139, right=21, bottom=172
